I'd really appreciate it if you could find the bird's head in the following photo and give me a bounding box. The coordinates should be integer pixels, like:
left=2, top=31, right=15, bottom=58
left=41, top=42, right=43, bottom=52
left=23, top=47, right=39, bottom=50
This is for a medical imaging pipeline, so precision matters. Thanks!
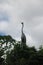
left=21, top=22, right=24, bottom=27
left=21, top=22, right=23, bottom=24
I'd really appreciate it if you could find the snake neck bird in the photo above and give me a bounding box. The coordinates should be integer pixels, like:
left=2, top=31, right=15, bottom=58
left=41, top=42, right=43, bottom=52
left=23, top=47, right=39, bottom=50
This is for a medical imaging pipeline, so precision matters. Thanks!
left=21, top=22, right=26, bottom=46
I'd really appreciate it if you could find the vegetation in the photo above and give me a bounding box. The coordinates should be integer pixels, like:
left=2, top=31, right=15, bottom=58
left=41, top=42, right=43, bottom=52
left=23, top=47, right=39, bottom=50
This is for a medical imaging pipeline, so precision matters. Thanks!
left=0, top=35, right=43, bottom=65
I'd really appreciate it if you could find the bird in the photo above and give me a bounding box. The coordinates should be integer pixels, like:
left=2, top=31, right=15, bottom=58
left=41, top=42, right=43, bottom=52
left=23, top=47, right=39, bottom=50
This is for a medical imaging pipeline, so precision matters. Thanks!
left=21, top=22, right=26, bottom=46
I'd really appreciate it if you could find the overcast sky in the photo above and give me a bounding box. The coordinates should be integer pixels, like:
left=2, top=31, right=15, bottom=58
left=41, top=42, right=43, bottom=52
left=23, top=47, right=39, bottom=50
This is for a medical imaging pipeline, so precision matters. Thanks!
left=0, top=0, right=43, bottom=48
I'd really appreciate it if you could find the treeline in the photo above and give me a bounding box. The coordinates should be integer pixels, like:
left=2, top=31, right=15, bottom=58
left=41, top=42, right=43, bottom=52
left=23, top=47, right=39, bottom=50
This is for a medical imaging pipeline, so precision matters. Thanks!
left=0, top=35, right=43, bottom=65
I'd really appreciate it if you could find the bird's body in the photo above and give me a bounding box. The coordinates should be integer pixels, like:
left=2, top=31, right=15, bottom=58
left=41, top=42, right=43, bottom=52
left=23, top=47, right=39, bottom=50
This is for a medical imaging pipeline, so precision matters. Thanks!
left=21, top=22, right=26, bottom=46
left=21, top=32, right=26, bottom=45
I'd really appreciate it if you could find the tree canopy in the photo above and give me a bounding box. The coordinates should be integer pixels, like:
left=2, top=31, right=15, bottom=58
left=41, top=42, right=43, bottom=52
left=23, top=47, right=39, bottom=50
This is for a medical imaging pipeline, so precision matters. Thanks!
left=0, top=35, right=43, bottom=65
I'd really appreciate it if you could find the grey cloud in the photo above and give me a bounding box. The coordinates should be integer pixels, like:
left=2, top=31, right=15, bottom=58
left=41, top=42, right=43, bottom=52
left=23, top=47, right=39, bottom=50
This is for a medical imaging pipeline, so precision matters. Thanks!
left=0, top=12, right=9, bottom=21
left=0, top=0, right=43, bottom=48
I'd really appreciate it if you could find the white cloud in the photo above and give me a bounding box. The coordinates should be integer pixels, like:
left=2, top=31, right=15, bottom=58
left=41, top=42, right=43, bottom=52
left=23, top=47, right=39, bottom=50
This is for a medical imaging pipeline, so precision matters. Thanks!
left=0, top=21, right=8, bottom=32
left=0, top=0, right=43, bottom=48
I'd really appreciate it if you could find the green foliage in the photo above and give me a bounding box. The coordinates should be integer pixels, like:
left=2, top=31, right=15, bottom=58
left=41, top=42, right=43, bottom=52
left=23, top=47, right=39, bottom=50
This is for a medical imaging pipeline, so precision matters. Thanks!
left=0, top=48, right=4, bottom=65
left=0, top=35, right=43, bottom=65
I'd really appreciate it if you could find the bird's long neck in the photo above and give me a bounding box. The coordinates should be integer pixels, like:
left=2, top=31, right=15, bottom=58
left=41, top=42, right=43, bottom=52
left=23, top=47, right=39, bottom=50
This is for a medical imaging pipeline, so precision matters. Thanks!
left=22, top=23, right=24, bottom=34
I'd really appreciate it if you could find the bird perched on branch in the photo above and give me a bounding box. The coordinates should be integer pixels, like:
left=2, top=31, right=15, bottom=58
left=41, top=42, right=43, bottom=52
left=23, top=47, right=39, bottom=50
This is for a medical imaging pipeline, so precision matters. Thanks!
left=21, top=22, right=26, bottom=46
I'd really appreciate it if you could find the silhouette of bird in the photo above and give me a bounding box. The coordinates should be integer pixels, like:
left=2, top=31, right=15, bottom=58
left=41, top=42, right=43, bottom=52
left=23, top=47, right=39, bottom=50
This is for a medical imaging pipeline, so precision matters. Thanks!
left=21, top=22, right=26, bottom=46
